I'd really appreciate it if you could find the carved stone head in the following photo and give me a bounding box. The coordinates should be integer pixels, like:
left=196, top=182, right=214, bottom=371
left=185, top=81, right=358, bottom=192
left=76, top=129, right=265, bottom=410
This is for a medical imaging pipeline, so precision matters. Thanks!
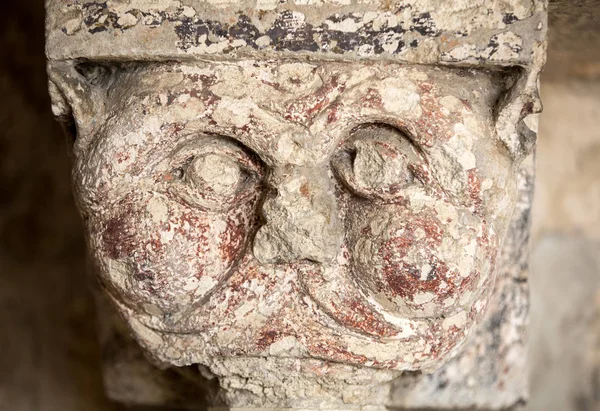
left=47, top=0, right=546, bottom=407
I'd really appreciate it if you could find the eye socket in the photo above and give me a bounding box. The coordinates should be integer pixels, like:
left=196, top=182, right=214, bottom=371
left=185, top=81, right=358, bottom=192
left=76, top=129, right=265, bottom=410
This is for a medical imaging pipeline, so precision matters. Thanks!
left=168, top=136, right=264, bottom=211
left=331, top=124, right=425, bottom=202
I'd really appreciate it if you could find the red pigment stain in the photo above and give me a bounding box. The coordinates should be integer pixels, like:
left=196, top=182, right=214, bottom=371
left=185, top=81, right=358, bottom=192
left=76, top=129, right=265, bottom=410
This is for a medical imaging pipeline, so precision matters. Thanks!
left=377, top=215, right=458, bottom=302
left=333, top=298, right=399, bottom=337
left=413, top=83, right=462, bottom=146
left=419, top=83, right=434, bottom=93
left=299, top=181, right=310, bottom=198
left=101, top=201, right=137, bottom=259
left=326, top=102, right=340, bottom=124
left=467, top=169, right=483, bottom=212
left=261, top=79, right=286, bottom=93
left=161, top=122, right=185, bottom=136
left=116, top=151, right=130, bottom=164
left=218, top=214, right=247, bottom=261
left=362, top=88, right=383, bottom=109
left=383, top=260, right=456, bottom=303
left=285, top=75, right=346, bottom=124
left=256, top=329, right=281, bottom=351
left=308, top=340, right=369, bottom=365
left=189, top=86, right=221, bottom=107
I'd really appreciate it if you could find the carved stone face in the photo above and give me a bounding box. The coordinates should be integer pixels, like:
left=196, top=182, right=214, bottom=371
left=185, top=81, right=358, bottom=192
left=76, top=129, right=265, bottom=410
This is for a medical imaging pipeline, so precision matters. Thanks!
left=73, top=60, right=520, bottom=370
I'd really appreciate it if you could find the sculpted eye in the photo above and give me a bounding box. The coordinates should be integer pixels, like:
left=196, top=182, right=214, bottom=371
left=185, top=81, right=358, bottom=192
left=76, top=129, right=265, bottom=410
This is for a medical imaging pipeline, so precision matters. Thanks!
left=168, top=136, right=264, bottom=211
left=332, top=123, right=425, bottom=201
left=189, top=154, right=247, bottom=197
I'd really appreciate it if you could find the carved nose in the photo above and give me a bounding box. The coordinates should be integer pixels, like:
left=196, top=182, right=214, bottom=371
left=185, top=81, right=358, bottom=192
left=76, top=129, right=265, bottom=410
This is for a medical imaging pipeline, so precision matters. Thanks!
left=253, top=166, right=342, bottom=265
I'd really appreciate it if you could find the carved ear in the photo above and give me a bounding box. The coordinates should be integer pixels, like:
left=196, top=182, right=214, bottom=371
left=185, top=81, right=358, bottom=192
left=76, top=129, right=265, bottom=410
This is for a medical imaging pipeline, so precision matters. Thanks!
left=47, top=61, right=114, bottom=151
left=495, top=65, right=543, bottom=162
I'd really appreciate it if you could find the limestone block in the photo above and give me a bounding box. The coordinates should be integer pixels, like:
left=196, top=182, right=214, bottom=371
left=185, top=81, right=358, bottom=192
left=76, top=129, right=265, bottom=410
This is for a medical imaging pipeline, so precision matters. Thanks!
left=45, top=0, right=547, bottom=408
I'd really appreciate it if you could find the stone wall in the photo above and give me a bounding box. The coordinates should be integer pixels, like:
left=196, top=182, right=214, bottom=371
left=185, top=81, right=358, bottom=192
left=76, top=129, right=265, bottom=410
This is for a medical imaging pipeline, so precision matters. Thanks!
left=524, top=80, right=600, bottom=411
left=525, top=3, right=600, bottom=407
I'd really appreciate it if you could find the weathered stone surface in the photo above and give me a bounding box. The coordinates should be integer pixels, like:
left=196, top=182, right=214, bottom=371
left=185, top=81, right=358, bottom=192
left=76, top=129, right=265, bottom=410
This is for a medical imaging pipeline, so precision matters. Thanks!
left=45, top=0, right=547, bottom=409
left=390, top=153, right=534, bottom=410
left=46, top=0, right=546, bottom=66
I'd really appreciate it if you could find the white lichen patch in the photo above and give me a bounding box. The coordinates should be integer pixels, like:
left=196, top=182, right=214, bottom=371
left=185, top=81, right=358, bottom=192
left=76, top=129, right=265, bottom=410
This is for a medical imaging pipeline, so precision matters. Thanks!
left=442, top=311, right=467, bottom=330
left=379, top=78, right=421, bottom=116
left=117, top=12, right=139, bottom=28
left=147, top=196, right=169, bottom=223
left=211, top=97, right=255, bottom=128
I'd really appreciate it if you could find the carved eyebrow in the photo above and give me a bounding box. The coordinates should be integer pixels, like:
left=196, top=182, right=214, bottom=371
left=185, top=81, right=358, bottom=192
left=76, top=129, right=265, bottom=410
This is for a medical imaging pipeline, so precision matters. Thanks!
left=60, top=60, right=522, bottom=153
left=283, top=77, right=345, bottom=124
left=70, top=59, right=520, bottom=96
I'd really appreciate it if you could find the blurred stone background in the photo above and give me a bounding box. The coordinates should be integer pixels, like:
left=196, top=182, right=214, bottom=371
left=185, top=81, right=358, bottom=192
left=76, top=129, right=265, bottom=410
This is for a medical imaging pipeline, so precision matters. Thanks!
left=0, top=1, right=598, bottom=410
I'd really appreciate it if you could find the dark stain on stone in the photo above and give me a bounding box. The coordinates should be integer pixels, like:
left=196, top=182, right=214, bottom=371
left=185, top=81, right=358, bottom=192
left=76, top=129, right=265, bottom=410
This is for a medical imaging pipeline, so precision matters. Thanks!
left=411, top=12, right=441, bottom=37
left=174, top=17, right=210, bottom=50
left=266, top=11, right=320, bottom=52
left=229, top=15, right=260, bottom=48
left=76, top=4, right=432, bottom=56
left=503, top=13, right=519, bottom=25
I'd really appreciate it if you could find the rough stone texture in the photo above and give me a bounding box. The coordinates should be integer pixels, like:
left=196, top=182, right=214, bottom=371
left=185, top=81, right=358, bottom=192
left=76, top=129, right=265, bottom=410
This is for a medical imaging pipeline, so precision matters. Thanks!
left=46, top=0, right=547, bottom=66
left=94, top=286, right=221, bottom=409
left=388, top=153, right=534, bottom=410
left=45, top=0, right=546, bottom=409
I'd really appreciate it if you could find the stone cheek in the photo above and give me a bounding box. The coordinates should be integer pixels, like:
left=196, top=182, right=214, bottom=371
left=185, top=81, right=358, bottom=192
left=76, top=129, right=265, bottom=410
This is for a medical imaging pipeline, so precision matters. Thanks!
left=89, top=188, right=260, bottom=316
left=346, top=202, right=491, bottom=320
left=71, top=60, right=518, bottom=373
